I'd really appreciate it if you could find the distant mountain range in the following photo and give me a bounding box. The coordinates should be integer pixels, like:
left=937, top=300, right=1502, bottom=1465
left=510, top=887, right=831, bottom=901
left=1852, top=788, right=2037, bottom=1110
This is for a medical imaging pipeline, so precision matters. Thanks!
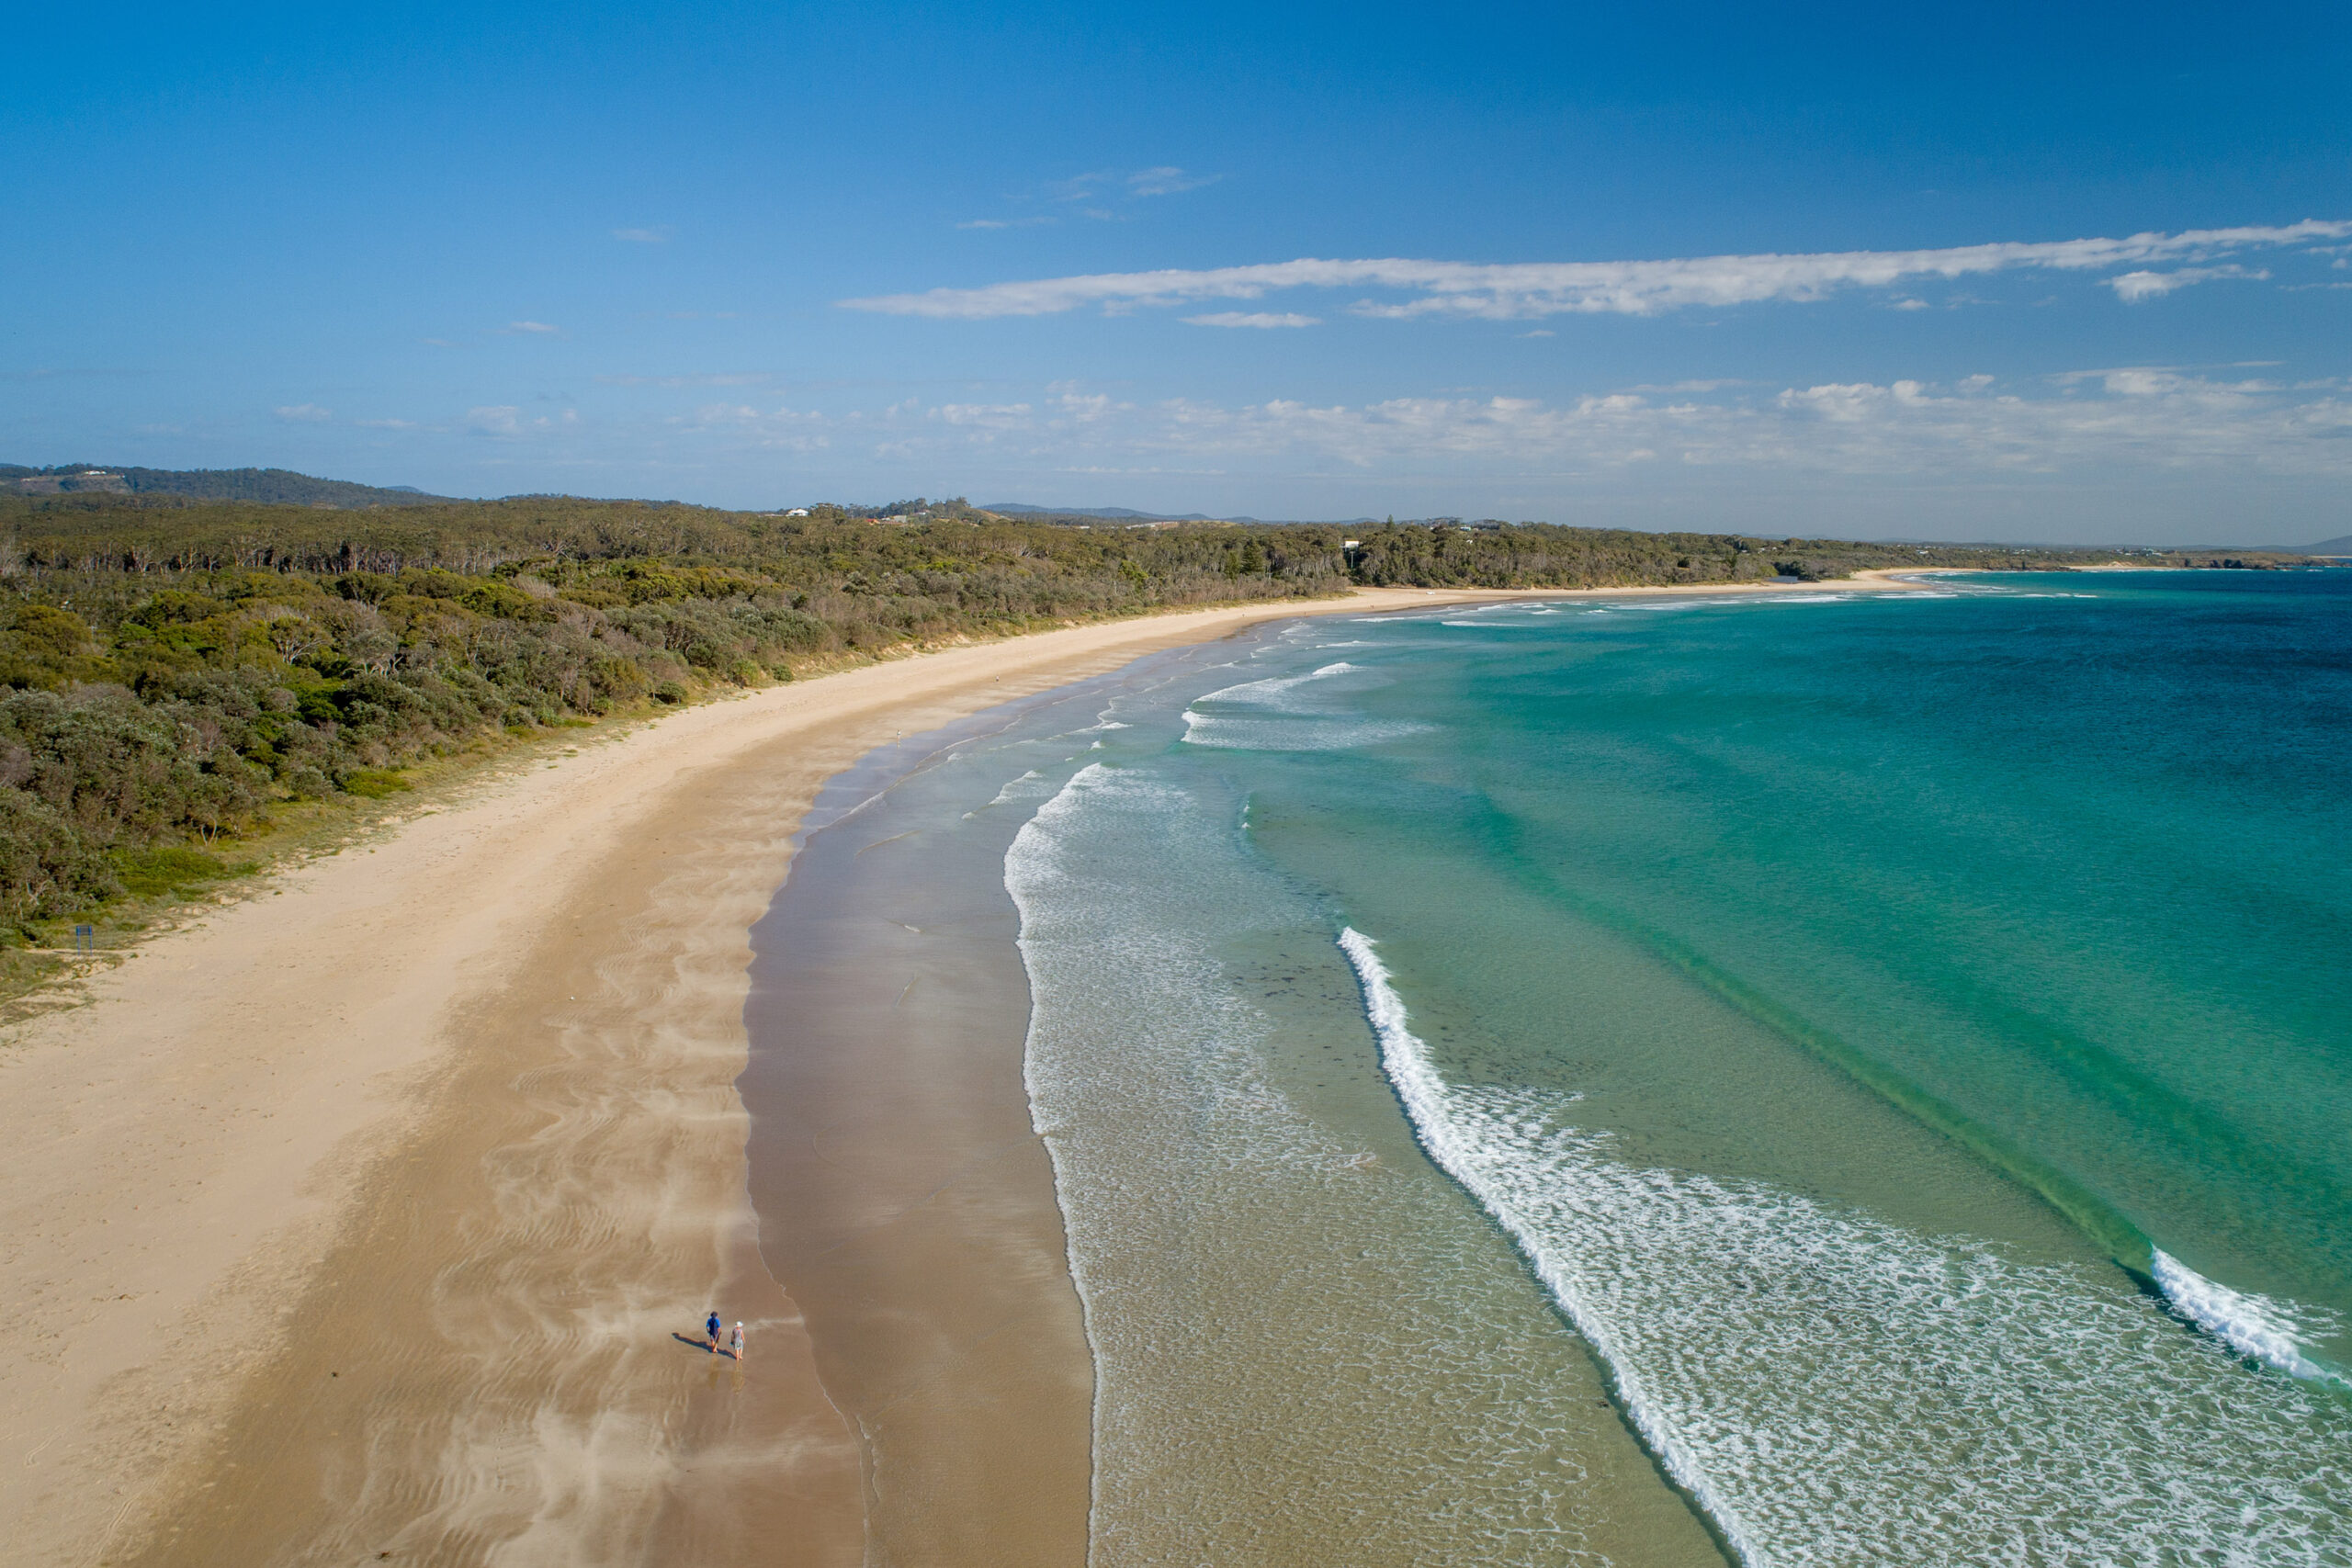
left=3, top=465, right=450, bottom=508
left=2299, top=536, right=2352, bottom=555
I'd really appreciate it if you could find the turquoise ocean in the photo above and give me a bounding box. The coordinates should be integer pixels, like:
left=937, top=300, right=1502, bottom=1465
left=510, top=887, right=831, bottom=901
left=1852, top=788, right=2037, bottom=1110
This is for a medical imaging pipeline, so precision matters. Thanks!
left=804, top=570, right=2352, bottom=1565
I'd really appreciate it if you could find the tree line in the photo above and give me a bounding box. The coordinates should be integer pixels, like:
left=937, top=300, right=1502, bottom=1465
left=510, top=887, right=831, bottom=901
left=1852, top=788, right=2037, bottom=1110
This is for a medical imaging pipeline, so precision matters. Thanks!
left=0, top=491, right=2148, bottom=931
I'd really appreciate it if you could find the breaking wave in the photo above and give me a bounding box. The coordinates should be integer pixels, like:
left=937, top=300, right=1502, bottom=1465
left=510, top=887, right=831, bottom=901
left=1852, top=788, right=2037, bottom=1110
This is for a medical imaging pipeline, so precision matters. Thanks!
left=1340, top=925, right=2352, bottom=1567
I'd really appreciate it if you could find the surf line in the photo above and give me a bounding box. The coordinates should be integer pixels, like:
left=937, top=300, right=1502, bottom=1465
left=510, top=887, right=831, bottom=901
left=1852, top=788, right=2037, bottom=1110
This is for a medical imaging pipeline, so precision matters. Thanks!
left=1463, top=804, right=2348, bottom=1386
left=1335, top=925, right=1771, bottom=1568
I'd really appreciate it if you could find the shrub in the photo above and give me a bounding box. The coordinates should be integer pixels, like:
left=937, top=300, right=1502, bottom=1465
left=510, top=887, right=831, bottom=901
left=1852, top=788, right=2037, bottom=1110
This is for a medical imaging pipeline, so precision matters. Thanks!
left=0, top=790, right=118, bottom=922
left=114, top=844, right=242, bottom=899
left=341, top=768, right=413, bottom=798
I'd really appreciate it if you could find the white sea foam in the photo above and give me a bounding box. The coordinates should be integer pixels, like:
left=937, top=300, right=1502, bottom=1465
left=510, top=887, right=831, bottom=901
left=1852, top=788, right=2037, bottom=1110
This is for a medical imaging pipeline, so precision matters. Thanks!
left=978, top=768, right=1055, bottom=808
left=1179, top=713, right=1432, bottom=750
left=2152, top=1248, right=2344, bottom=1384
left=1340, top=925, right=2352, bottom=1567
left=1012, top=770, right=1743, bottom=1563
left=1180, top=660, right=1431, bottom=750
left=1193, top=660, right=1371, bottom=712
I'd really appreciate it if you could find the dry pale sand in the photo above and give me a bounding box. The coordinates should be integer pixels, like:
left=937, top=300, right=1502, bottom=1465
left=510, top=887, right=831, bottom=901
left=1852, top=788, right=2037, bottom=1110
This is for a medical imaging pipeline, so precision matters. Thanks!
left=0, top=576, right=1936, bottom=1568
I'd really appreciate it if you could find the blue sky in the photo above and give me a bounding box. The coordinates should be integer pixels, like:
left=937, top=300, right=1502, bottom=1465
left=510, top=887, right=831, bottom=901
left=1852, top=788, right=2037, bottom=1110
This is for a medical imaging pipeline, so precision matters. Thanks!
left=5, top=1, right=2348, bottom=541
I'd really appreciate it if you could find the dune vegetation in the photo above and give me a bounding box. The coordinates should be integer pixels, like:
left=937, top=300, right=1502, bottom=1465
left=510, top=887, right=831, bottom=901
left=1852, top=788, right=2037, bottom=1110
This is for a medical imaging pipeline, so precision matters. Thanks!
left=0, top=491, right=2163, bottom=936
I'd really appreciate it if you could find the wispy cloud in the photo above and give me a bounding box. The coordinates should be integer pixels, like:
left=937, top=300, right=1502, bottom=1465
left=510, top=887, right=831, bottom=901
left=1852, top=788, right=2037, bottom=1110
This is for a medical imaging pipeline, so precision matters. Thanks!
left=1185, top=311, right=1319, bottom=329
left=662, top=372, right=2352, bottom=480
left=2107, top=264, right=2267, bottom=301
left=677, top=402, right=832, bottom=452
left=597, top=372, right=771, bottom=388
left=844, top=220, right=2352, bottom=321
left=355, top=417, right=417, bottom=430
left=961, top=166, right=1223, bottom=230
left=1125, top=166, right=1222, bottom=197
left=272, top=403, right=333, bottom=423
left=612, top=226, right=672, bottom=243
left=1049, top=167, right=1219, bottom=203
left=467, top=405, right=580, bottom=438
left=503, top=321, right=561, bottom=334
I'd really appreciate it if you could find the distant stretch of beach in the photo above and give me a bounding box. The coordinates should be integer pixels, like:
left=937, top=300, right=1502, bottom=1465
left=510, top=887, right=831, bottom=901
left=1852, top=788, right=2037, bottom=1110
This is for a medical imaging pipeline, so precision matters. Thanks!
left=0, top=574, right=1949, bottom=1566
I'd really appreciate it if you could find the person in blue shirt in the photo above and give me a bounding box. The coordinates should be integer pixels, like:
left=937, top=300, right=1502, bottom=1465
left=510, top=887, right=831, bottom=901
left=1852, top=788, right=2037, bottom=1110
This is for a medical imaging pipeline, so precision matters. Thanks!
left=706, top=1310, right=722, bottom=1352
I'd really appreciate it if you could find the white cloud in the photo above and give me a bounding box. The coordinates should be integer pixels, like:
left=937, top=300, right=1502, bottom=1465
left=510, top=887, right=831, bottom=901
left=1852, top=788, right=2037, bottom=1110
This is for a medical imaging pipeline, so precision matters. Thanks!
left=272, top=403, right=333, bottom=423
left=842, top=220, right=2351, bottom=321
left=1134, top=373, right=2352, bottom=476
left=2107, top=265, right=2267, bottom=301
left=612, top=227, right=671, bottom=243
left=661, top=371, right=2352, bottom=482
left=679, top=401, right=831, bottom=451
left=1184, top=311, right=1319, bottom=329
left=504, top=321, right=560, bottom=334
left=933, top=401, right=1035, bottom=427
left=355, top=418, right=416, bottom=430
left=456, top=407, right=576, bottom=445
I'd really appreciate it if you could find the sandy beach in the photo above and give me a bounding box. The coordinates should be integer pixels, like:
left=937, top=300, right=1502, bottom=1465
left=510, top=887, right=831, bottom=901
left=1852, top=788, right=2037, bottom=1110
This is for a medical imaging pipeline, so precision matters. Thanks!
left=0, top=575, right=1941, bottom=1566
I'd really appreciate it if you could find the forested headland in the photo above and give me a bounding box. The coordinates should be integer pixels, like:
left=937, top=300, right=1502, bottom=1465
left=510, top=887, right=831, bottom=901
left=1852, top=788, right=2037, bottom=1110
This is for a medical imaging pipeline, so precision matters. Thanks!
left=0, top=490, right=2255, bottom=938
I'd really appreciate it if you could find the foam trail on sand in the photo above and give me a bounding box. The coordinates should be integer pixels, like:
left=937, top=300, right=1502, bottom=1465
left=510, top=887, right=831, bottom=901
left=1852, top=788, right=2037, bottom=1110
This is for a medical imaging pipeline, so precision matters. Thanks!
left=1340, top=925, right=2352, bottom=1567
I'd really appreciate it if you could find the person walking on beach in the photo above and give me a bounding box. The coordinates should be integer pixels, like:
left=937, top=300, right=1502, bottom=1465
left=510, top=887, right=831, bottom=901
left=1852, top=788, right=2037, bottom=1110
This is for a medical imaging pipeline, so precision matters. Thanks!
left=729, top=1322, right=745, bottom=1361
left=706, top=1310, right=722, bottom=1352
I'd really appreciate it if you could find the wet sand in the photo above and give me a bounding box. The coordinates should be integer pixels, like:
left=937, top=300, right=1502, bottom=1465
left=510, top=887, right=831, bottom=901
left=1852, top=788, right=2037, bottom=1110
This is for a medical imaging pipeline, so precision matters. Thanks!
left=740, top=695, right=1120, bottom=1568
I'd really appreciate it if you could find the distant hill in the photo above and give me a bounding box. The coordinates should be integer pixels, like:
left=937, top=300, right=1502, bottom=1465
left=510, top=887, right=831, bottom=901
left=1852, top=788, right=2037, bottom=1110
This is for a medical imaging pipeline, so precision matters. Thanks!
left=2, top=465, right=452, bottom=508
left=980, top=502, right=1224, bottom=521
left=2299, top=536, right=2352, bottom=555
left=978, top=502, right=1386, bottom=525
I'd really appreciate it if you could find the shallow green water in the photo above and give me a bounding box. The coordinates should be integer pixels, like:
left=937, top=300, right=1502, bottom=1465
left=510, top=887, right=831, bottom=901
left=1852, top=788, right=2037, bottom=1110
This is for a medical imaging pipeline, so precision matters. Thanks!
left=1008, top=572, right=2352, bottom=1564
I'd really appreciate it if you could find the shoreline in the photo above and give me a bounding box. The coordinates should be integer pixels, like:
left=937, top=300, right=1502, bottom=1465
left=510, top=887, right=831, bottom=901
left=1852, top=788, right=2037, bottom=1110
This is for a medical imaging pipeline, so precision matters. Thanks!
left=0, top=574, right=1948, bottom=1563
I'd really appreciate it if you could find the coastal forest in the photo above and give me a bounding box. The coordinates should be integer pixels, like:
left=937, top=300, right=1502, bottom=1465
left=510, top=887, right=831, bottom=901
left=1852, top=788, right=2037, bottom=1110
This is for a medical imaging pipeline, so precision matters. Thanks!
left=0, top=490, right=2179, bottom=932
